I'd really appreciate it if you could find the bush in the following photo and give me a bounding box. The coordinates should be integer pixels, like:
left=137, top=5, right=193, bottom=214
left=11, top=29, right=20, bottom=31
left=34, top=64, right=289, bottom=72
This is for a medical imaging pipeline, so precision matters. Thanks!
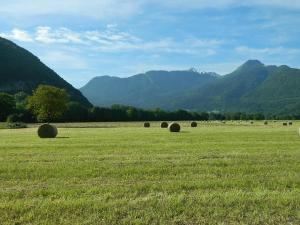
left=264, top=121, right=268, bottom=125
left=144, top=122, right=150, bottom=128
left=161, top=122, right=168, bottom=128
left=169, top=122, right=181, bottom=132
left=6, top=114, right=22, bottom=123
left=191, top=121, right=197, bottom=127
left=7, top=122, right=27, bottom=129
left=37, top=124, right=58, bottom=138
left=283, top=122, right=288, bottom=126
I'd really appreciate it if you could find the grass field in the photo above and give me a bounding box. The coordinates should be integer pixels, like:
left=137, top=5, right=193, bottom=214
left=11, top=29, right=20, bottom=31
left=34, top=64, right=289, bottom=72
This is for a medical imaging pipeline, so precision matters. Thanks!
left=0, top=121, right=300, bottom=224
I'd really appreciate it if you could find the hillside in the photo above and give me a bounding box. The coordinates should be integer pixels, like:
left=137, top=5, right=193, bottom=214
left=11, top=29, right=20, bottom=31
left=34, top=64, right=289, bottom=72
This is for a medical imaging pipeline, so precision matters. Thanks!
left=0, top=37, right=91, bottom=107
left=80, top=70, right=219, bottom=109
left=81, top=60, right=300, bottom=114
left=176, top=60, right=300, bottom=114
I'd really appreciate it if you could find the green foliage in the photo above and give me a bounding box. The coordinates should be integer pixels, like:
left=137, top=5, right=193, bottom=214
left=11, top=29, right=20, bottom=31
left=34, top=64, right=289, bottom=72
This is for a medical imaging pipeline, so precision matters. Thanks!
left=6, top=113, right=21, bottom=123
left=6, top=122, right=27, bottom=129
left=27, top=85, right=69, bottom=122
left=0, top=92, right=15, bottom=121
left=63, top=102, right=89, bottom=122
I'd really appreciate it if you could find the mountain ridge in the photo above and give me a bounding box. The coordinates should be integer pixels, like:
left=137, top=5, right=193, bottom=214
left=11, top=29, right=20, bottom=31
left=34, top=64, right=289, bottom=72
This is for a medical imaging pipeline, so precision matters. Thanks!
left=0, top=37, right=92, bottom=107
left=81, top=60, right=300, bottom=114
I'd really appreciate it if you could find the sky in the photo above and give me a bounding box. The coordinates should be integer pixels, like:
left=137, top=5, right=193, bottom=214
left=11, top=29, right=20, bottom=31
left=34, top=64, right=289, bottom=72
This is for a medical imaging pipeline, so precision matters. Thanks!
left=0, top=0, right=300, bottom=88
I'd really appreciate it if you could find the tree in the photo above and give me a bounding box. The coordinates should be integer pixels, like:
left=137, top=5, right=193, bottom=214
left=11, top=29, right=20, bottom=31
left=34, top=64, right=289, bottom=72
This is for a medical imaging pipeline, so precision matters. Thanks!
left=63, top=102, right=89, bottom=122
left=27, top=85, right=69, bottom=122
left=0, top=93, right=15, bottom=121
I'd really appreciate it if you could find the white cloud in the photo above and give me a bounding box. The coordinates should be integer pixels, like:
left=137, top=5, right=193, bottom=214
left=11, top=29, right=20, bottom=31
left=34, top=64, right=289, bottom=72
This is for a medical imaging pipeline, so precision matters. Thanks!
left=0, top=28, right=33, bottom=42
left=1, top=26, right=221, bottom=56
left=35, top=26, right=84, bottom=44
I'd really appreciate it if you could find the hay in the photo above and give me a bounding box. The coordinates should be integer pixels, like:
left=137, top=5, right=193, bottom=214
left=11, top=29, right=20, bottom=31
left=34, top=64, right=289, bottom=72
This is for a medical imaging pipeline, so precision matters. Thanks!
left=161, top=122, right=168, bottom=128
left=191, top=121, right=197, bottom=127
left=144, top=122, right=150, bottom=128
left=169, top=122, right=181, bottom=132
left=37, top=124, right=58, bottom=138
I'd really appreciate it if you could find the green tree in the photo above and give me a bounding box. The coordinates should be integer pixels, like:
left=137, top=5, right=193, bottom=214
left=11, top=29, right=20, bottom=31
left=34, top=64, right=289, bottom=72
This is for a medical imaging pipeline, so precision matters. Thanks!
left=0, top=93, right=16, bottom=121
left=28, top=85, right=69, bottom=122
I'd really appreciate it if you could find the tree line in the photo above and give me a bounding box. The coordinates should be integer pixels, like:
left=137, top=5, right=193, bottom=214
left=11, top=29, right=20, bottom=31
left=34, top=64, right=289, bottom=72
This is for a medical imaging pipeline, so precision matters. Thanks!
left=0, top=85, right=299, bottom=123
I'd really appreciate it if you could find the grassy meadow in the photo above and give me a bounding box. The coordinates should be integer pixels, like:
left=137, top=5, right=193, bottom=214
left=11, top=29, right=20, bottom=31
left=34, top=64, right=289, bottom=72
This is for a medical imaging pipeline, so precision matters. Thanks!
left=0, top=121, right=300, bottom=224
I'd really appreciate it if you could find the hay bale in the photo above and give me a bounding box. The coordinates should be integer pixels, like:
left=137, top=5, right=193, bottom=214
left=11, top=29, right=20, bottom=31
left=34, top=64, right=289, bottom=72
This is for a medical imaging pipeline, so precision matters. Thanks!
left=191, top=121, right=197, bottom=127
left=144, top=122, right=150, bottom=128
left=161, top=122, right=168, bottom=128
left=283, top=122, right=288, bottom=126
left=169, top=122, right=181, bottom=132
left=289, top=121, right=293, bottom=125
left=37, top=124, right=58, bottom=138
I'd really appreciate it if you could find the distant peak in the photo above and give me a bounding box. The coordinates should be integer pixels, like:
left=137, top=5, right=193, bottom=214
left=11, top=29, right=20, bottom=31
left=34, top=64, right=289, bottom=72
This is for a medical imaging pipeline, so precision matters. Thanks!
left=242, top=60, right=264, bottom=67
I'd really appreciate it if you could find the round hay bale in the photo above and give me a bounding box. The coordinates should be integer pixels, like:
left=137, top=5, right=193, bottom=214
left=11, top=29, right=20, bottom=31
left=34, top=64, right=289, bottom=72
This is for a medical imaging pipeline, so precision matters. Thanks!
left=161, top=122, right=168, bottom=128
left=169, top=122, right=181, bottom=132
left=191, top=121, right=197, bottom=127
left=283, top=122, right=288, bottom=126
left=37, top=124, right=58, bottom=138
left=144, top=122, right=150, bottom=128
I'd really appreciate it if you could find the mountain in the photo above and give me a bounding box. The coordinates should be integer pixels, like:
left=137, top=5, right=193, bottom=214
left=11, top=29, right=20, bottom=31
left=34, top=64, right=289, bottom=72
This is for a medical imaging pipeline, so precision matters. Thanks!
left=0, top=37, right=91, bottom=107
left=175, top=60, right=300, bottom=114
left=81, top=60, right=300, bottom=114
left=80, top=70, right=219, bottom=109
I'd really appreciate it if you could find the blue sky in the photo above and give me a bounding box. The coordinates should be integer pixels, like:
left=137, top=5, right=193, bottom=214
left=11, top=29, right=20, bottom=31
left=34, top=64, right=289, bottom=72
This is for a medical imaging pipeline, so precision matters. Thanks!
left=1, top=0, right=300, bottom=88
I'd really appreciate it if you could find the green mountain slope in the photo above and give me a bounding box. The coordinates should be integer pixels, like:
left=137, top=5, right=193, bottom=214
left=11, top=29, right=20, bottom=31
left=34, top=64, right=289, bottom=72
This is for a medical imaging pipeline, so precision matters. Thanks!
left=177, top=60, right=300, bottom=114
left=0, top=37, right=91, bottom=107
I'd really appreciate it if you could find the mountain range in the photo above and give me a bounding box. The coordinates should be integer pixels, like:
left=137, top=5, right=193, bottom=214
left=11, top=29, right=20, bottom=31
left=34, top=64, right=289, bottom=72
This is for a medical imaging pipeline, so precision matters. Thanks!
left=0, top=37, right=91, bottom=107
left=1, top=36, right=300, bottom=114
left=80, top=60, right=300, bottom=114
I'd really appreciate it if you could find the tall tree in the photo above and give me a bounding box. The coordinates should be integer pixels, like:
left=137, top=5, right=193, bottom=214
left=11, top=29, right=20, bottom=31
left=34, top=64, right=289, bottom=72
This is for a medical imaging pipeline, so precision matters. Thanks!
left=0, top=93, right=15, bottom=121
left=28, top=85, right=69, bottom=122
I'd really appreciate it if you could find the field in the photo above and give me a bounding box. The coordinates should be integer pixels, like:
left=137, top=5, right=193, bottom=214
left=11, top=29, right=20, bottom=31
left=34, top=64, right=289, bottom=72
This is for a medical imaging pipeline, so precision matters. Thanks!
left=0, top=121, right=300, bottom=224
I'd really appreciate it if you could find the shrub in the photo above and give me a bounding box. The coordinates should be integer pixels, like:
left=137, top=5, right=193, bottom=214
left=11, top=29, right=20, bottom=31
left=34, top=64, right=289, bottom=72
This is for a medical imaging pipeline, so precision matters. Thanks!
left=283, top=122, right=288, bottom=126
left=6, top=114, right=20, bottom=123
left=264, top=121, right=268, bottom=125
left=144, top=122, right=150, bottom=128
left=37, top=124, right=58, bottom=138
left=169, top=122, right=181, bottom=132
left=7, top=122, right=27, bottom=129
left=289, top=121, right=293, bottom=125
left=191, top=121, right=197, bottom=127
left=161, top=122, right=168, bottom=128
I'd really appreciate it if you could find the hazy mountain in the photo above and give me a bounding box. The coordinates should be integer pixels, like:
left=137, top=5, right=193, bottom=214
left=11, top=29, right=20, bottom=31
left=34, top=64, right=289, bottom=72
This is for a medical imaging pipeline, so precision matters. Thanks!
left=80, top=70, right=219, bottom=109
left=0, top=37, right=91, bottom=107
left=81, top=60, right=300, bottom=114
left=175, top=60, right=300, bottom=114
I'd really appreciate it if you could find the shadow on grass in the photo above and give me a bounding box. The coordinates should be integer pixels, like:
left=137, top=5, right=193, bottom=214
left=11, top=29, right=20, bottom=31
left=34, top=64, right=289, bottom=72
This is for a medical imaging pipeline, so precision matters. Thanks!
left=56, top=137, right=70, bottom=139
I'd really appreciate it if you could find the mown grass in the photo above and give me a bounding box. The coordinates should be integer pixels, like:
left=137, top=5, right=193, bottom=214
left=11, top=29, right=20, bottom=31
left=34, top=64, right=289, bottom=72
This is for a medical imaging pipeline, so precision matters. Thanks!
left=0, top=121, right=300, bottom=224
